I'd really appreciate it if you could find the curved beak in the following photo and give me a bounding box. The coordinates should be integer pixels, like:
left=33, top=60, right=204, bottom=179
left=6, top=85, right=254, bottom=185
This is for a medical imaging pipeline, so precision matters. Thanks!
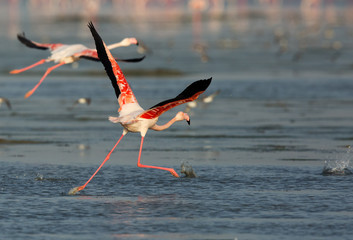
left=186, top=119, right=190, bottom=125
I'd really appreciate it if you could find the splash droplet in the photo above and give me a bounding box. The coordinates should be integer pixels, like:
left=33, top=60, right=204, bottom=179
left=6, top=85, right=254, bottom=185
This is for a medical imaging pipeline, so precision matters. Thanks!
left=181, top=161, right=197, bottom=178
left=323, top=146, right=353, bottom=175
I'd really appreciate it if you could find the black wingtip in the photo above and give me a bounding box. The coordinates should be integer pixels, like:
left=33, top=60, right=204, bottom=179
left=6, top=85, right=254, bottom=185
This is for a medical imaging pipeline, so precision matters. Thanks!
left=193, top=77, right=212, bottom=92
left=148, top=77, right=212, bottom=111
left=177, top=77, right=212, bottom=99
left=199, top=77, right=212, bottom=92
left=87, top=21, right=121, bottom=100
left=87, top=21, right=93, bottom=28
left=17, top=32, right=47, bottom=50
left=87, top=21, right=95, bottom=33
left=116, top=55, right=146, bottom=63
left=17, top=32, right=24, bottom=39
left=204, top=77, right=212, bottom=87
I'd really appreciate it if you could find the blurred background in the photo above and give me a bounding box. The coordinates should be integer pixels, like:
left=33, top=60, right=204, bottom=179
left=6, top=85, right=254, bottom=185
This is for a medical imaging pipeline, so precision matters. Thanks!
left=1, top=0, right=353, bottom=78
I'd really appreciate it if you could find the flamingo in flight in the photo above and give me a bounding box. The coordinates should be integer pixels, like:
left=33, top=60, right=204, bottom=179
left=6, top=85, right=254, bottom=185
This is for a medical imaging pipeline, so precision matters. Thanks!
left=69, top=97, right=91, bottom=110
left=10, top=33, right=144, bottom=98
left=69, top=22, right=212, bottom=194
left=0, top=97, right=12, bottom=110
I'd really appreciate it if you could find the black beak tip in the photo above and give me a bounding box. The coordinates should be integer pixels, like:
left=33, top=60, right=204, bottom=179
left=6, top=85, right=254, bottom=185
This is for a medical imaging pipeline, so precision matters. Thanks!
left=187, top=120, right=190, bottom=125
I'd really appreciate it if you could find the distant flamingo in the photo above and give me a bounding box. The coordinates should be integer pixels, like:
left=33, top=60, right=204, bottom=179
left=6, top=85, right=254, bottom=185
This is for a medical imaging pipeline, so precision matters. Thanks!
left=0, top=97, right=12, bottom=110
left=185, top=89, right=220, bottom=113
left=10, top=33, right=144, bottom=98
left=69, top=22, right=212, bottom=194
left=69, top=97, right=91, bottom=110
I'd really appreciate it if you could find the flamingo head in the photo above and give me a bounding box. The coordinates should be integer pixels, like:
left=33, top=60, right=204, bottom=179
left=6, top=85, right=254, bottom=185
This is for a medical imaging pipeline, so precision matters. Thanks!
left=175, top=111, right=190, bottom=125
left=121, top=37, right=139, bottom=46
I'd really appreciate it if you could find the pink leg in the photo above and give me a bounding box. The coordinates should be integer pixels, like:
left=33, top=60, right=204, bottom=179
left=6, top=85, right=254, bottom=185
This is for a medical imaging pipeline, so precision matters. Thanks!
left=137, top=136, right=180, bottom=177
left=24, top=62, right=66, bottom=98
left=73, top=134, right=124, bottom=193
left=10, top=59, right=46, bottom=74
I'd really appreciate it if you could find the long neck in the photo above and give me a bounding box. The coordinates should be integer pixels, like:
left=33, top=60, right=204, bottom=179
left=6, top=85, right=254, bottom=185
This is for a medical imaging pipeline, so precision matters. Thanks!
left=107, top=42, right=124, bottom=50
left=150, top=117, right=177, bottom=131
left=103, top=41, right=138, bottom=108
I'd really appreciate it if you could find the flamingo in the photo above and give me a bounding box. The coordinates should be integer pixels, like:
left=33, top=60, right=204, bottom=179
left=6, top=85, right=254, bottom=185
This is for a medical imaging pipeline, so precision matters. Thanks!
left=10, top=33, right=144, bottom=98
left=69, top=97, right=91, bottom=110
left=73, top=97, right=91, bottom=106
left=0, top=97, right=12, bottom=110
left=185, top=89, right=220, bottom=113
left=69, top=22, right=212, bottom=194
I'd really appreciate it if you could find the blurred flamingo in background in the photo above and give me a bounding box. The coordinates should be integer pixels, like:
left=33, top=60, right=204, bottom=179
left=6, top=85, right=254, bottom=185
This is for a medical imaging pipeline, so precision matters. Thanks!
left=185, top=89, right=220, bottom=113
left=68, top=97, right=92, bottom=110
left=0, top=97, right=12, bottom=110
left=69, top=22, right=212, bottom=194
left=10, top=33, right=144, bottom=98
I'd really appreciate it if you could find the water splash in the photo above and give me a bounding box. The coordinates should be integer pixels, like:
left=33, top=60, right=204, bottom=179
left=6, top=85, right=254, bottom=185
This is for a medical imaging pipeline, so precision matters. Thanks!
left=68, top=186, right=81, bottom=195
left=35, top=173, right=44, bottom=181
left=180, top=161, right=197, bottom=178
left=322, top=146, right=353, bottom=175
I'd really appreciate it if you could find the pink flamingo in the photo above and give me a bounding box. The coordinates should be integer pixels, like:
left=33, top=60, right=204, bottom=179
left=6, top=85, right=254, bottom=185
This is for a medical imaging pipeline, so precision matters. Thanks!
left=10, top=33, right=144, bottom=98
left=69, top=22, right=212, bottom=194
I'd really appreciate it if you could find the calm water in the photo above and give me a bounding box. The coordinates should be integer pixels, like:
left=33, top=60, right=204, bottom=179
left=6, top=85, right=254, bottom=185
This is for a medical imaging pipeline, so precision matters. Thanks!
left=1, top=1, right=353, bottom=239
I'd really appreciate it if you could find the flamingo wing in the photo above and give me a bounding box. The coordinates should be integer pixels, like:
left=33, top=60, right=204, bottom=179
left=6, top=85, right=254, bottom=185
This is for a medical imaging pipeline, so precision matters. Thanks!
left=78, top=49, right=146, bottom=63
left=88, top=22, right=139, bottom=110
left=73, top=49, right=100, bottom=61
left=17, top=33, right=63, bottom=51
left=139, top=78, right=212, bottom=119
left=115, top=55, right=146, bottom=63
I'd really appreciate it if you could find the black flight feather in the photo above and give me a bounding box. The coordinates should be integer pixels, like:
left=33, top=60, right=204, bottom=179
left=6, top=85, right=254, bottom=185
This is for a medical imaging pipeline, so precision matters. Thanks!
left=116, top=55, right=146, bottom=63
left=149, top=77, right=212, bottom=109
left=17, top=33, right=48, bottom=50
left=78, top=56, right=101, bottom=62
left=87, top=21, right=121, bottom=99
left=80, top=55, right=145, bottom=63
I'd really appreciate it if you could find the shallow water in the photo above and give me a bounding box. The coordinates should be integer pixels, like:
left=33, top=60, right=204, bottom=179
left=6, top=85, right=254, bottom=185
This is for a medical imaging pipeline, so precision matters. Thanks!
left=1, top=1, right=353, bottom=239
left=1, top=163, right=353, bottom=240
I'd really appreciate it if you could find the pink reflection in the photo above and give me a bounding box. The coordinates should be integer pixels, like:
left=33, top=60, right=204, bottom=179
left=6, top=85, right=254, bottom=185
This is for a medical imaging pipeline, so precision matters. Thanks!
left=300, top=0, right=322, bottom=27
left=8, top=0, right=20, bottom=39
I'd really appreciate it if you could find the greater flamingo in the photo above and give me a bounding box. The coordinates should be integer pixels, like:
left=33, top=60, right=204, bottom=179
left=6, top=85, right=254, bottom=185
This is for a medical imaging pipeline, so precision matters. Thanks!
left=0, top=97, right=12, bottom=110
left=185, top=89, right=220, bottom=113
left=10, top=33, right=144, bottom=98
left=69, top=22, right=211, bottom=194
left=69, top=97, right=91, bottom=110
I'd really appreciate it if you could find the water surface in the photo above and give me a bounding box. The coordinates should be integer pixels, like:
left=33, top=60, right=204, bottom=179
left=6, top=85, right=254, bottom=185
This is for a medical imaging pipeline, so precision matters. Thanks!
left=1, top=1, right=353, bottom=239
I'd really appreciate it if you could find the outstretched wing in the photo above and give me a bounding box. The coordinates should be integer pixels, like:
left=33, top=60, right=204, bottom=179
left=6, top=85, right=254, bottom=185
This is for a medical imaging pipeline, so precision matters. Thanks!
left=78, top=49, right=146, bottom=63
left=116, top=56, right=146, bottom=63
left=138, top=78, right=212, bottom=119
left=17, top=33, right=64, bottom=51
left=88, top=21, right=139, bottom=111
